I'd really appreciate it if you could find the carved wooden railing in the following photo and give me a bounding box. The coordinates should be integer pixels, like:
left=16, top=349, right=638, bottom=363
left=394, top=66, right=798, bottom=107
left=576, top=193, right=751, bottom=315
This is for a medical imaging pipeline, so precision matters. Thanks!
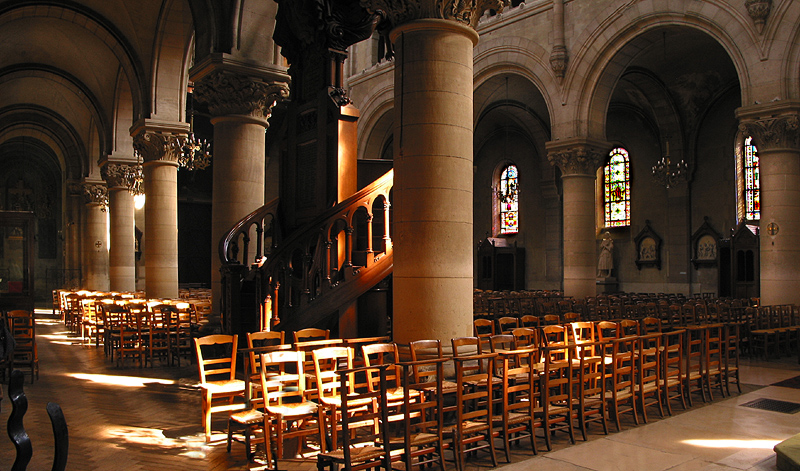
left=220, top=170, right=393, bottom=334
left=220, top=197, right=281, bottom=266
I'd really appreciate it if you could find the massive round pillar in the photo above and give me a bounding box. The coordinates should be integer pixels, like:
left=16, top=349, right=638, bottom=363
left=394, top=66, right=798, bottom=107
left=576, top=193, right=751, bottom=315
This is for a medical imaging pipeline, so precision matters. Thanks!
left=82, top=183, right=109, bottom=291
left=389, top=19, right=478, bottom=344
left=738, top=103, right=800, bottom=305
left=142, top=158, right=179, bottom=299
left=103, top=163, right=138, bottom=292
left=547, top=139, right=608, bottom=300
left=192, top=70, right=289, bottom=316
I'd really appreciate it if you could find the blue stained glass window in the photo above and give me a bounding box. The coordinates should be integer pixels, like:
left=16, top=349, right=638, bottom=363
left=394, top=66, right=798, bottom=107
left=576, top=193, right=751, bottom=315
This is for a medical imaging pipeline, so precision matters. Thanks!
left=499, top=164, right=519, bottom=234
left=604, top=148, right=630, bottom=227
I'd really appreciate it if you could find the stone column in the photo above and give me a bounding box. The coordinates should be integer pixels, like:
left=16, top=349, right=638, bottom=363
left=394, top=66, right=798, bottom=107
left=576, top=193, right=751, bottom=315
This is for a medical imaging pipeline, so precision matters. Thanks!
left=192, top=69, right=289, bottom=316
left=361, top=0, right=503, bottom=344
left=738, top=102, right=800, bottom=305
left=82, top=183, right=109, bottom=291
left=65, top=182, right=83, bottom=289
left=132, top=123, right=188, bottom=299
left=547, top=139, right=608, bottom=300
left=102, top=163, right=138, bottom=292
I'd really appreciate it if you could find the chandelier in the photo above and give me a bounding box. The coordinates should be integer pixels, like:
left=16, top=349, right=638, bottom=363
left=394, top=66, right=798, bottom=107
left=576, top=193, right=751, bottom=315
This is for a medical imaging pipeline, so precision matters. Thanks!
left=174, top=133, right=212, bottom=171
left=651, top=140, right=688, bottom=188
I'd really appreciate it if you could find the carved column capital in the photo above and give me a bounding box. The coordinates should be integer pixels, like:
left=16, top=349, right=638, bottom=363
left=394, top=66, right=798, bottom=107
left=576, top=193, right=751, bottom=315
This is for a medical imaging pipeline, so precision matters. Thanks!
left=736, top=102, right=800, bottom=151
left=102, top=163, right=143, bottom=194
left=82, top=183, right=108, bottom=206
left=193, top=70, right=289, bottom=121
left=361, top=0, right=506, bottom=30
left=745, top=0, right=771, bottom=34
left=546, top=138, right=610, bottom=175
left=132, top=131, right=183, bottom=165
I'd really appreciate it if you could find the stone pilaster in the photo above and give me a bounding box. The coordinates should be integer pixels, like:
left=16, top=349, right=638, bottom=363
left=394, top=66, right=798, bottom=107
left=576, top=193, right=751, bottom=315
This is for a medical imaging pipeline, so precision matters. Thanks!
left=192, top=68, right=289, bottom=326
left=82, top=182, right=109, bottom=291
left=737, top=101, right=800, bottom=305
left=131, top=121, right=188, bottom=299
left=101, top=162, right=138, bottom=292
left=359, top=0, right=503, bottom=344
left=547, top=138, right=610, bottom=300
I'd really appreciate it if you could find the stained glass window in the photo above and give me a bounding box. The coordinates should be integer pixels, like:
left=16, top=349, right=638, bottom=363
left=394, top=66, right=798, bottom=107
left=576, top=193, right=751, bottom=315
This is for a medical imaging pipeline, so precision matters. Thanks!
left=499, top=164, right=519, bottom=234
left=604, top=147, right=630, bottom=227
left=743, top=136, right=760, bottom=220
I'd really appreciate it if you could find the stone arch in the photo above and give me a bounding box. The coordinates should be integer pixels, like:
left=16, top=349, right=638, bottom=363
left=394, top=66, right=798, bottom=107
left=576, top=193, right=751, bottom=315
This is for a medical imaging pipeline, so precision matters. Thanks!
left=778, top=1, right=800, bottom=99
left=564, top=6, right=753, bottom=140
left=0, top=3, right=149, bottom=121
left=356, top=83, right=394, bottom=161
left=0, top=106, right=87, bottom=181
left=0, top=65, right=108, bottom=162
left=150, top=0, right=194, bottom=122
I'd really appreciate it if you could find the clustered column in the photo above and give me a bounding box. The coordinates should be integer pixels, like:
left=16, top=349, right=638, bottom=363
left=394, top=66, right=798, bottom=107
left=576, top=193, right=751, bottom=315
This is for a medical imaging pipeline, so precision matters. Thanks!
left=102, top=163, right=137, bottom=292
left=547, top=139, right=608, bottom=300
left=192, top=69, right=289, bottom=314
left=133, top=129, right=184, bottom=300
left=362, top=0, right=505, bottom=344
left=738, top=103, right=800, bottom=306
left=82, top=183, right=109, bottom=291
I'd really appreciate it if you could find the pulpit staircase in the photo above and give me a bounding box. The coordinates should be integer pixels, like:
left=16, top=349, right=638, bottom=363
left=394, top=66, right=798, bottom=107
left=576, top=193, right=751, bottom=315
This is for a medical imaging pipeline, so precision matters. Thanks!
left=220, top=170, right=393, bottom=335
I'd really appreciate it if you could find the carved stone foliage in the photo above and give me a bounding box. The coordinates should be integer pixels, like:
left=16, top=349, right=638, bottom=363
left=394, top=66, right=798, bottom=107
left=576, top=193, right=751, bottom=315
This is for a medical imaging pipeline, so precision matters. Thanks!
left=547, top=146, right=603, bottom=175
left=102, top=163, right=141, bottom=191
left=745, top=0, right=771, bottom=34
left=362, top=0, right=506, bottom=30
left=739, top=114, right=800, bottom=151
left=275, top=0, right=377, bottom=67
left=550, top=44, right=568, bottom=80
left=193, top=70, right=289, bottom=119
left=132, top=132, right=182, bottom=164
left=82, top=183, right=108, bottom=207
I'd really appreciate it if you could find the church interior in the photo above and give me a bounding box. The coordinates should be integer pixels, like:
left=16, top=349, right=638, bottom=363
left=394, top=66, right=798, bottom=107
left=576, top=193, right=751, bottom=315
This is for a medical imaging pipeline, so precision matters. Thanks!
left=1, top=0, right=800, bottom=469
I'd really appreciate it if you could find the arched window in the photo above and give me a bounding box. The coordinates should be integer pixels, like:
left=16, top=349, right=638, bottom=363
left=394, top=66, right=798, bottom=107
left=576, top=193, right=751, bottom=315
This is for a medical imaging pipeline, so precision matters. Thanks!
left=604, top=147, right=630, bottom=227
left=741, top=136, right=760, bottom=221
left=498, top=164, right=519, bottom=234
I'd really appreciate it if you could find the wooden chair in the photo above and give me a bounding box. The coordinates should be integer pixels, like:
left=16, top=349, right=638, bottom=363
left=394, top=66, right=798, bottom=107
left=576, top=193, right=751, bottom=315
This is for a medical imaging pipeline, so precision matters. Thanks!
left=256, top=350, right=322, bottom=467
left=641, top=316, right=662, bottom=334
left=661, top=329, right=687, bottom=415
left=6, top=310, right=38, bottom=383
left=194, top=334, right=246, bottom=442
left=395, top=358, right=448, bottom=471
left=362, top=342, right=418, bottom=408
left=605, top=336, right=638, bottom=431
left=443, top=353, right=498, bottom=471
left=573, top=341, right=608, bottom=440
left=618, top=319, right=640, bottom=337
left=116, top=310, right=145, bottom=368
left=512, top=327, right=540, bottom=351
left=636, top=333, right=664, bottom=423
left=542, top=314, right=561, bottom=326
left=563, top=312, right=580, bottom=323
left=473, top=318, right=495, bottom=337
left=684, top=325, right=708, bottom=406
left=493, top=348, right=539, bottom=460
left=705, top=323, right=726, bottom=400
left=408, top=339, right=459, bottom=410
left=541, top=324, right=569, bottom=361
left=520, top=315, right=540, bottom=328
left=293, top=327, right=330, bottom=343
left=244, top=330, right=286, bottom=408
left=316, top=364, right=392, bottom=471
left=145, top=307, right=170, bottom=367
left=313, top=345, right=356, bottom=452
left=723, top=323, right=742, bottom=395
left=536, top=345, right=575, bottom=451
left=497, top=316, right=519, bottom=334
left=167, top=303, right=194, bottom=367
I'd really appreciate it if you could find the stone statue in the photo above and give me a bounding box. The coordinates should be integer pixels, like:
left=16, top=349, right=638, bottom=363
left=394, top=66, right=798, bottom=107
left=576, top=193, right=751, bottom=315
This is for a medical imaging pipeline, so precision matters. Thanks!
left=598, top=232, right=614, bottom=277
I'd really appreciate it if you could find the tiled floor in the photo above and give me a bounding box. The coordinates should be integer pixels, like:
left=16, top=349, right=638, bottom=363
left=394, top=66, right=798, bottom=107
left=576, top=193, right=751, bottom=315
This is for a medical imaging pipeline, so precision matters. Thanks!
left=1, top=312, right=799, bottom=470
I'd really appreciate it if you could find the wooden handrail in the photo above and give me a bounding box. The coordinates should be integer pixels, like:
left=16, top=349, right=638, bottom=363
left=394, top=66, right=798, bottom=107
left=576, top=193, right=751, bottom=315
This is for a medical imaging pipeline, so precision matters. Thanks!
left=219, top=196, right=281, bottom=266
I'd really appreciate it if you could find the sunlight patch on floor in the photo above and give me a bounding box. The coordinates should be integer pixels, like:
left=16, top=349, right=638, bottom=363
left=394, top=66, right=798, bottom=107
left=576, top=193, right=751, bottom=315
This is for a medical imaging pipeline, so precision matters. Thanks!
left=68, top=373, right=175, bottom=388
left=682, top=439, right=780, bottom=449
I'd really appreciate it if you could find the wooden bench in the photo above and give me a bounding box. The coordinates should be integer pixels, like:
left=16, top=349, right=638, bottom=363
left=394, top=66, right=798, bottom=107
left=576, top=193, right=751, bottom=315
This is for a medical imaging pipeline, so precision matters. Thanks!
left=776, top=433, right=800, bottom=471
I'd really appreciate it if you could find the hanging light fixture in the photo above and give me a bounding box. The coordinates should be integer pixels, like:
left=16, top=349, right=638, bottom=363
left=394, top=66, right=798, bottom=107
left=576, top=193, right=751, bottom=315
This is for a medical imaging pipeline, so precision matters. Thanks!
left=651, top=138, right=688, bottom=188
left=175, top=85, right=212, bottom=171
